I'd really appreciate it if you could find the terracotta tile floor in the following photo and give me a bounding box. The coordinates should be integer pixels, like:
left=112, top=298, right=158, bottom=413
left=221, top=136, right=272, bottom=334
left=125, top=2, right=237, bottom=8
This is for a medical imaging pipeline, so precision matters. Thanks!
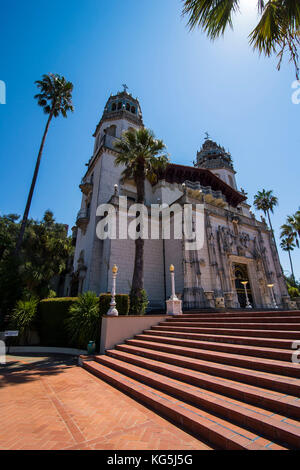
left=0, top=355, right=211, bottom=450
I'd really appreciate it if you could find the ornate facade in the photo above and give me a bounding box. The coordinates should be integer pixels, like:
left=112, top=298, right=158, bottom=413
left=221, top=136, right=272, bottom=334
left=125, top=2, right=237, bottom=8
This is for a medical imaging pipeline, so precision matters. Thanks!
left=70, top=89, right=292, bottom=310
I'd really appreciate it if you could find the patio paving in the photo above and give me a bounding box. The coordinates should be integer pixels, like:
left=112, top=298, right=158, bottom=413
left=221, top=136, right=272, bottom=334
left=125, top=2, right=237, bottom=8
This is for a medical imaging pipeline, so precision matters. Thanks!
left=0, top=354, right=211, bottom=450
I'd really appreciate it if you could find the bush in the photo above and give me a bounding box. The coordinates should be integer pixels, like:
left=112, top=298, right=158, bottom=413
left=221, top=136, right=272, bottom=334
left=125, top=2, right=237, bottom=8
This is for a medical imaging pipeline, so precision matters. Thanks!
left=47, top=290, right=57, bottom=299
left=9, top=297, right=39, bottom=345
left=37, top=297, right=78, bottom=347
left=99, top=294, right=130, bottom=316
left=129, top=289, right=148, bottom=316
left=289, top=286, right=299, bottom=299
left=65, top=292, right=100, bottom=350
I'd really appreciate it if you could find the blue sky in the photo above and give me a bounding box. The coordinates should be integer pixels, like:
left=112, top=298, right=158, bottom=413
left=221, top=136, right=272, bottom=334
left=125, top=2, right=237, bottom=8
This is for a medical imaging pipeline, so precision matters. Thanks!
left=0, top=0, right=299, bottom=278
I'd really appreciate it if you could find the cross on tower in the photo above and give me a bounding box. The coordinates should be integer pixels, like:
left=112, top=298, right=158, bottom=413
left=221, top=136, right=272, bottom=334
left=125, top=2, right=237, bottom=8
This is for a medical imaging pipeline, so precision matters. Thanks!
left=122, top=84, right=128, bottom=93
left=204, top=132, right=210, bottom=140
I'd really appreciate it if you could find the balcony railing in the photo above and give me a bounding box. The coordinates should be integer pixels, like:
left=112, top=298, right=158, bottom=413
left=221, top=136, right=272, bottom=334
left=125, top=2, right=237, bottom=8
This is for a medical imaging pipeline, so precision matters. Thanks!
left=76, top=208, right=90, bottom=233
left=185, top=180, right=226, bottom=202
left=77, top=208, right=90, bottom=221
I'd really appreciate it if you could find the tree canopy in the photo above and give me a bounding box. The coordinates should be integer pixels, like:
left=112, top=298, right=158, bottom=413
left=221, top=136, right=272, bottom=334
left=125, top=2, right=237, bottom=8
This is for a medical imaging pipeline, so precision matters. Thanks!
left=0, top=211, right=73, bottom=323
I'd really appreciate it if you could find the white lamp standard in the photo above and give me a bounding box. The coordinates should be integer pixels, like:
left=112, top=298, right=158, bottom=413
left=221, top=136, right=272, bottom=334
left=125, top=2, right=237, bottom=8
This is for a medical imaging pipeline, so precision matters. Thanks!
left=166, top=264, right=182, bottom=315
left=267, top=283, right=278, bottom=309
left=107, top=264, right=119, bottom=316
left=170, top=264, right=178, bottom=301
left=241, top=281, right=252, bottom=309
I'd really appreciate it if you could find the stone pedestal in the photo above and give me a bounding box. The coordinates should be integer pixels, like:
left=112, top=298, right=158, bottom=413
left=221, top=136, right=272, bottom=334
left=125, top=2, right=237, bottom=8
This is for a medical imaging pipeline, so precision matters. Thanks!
left=166, top=299, right=183, bottom=316
left=282, top=295, right=297, bottom=310
left=204, top=291, right=215, bottom=309
left=215, top=297, right=225, bottom=309
left=224, top=292, right=234, bottom=309
left=294, top=297, right=300, bottom=309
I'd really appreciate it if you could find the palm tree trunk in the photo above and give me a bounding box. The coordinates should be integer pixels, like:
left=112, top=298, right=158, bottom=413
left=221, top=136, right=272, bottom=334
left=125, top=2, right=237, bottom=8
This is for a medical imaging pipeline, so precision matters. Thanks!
left=15, top=112, right=53, bottom=255
left=288, top=249, right=296, bottom=285
left=132, top=238, right=144, bottom=293
left=131, top=171, right=145, bottom=295
left=267, top=210, right=275, bottom=240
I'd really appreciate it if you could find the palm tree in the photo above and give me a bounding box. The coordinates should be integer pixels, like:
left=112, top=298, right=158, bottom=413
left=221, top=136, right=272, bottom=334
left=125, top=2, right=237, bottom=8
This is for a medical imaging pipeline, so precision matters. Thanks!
left=182, top=0, right=300, bottom=78
left=280, top=236, right=296, bottom=284
left=253, top=189, right=278, bottom=238
left=114, top=128, right=169, bottom=311
left=15, top=73, right=74, bottom=255
left=281, top=209, right=300, bottom=248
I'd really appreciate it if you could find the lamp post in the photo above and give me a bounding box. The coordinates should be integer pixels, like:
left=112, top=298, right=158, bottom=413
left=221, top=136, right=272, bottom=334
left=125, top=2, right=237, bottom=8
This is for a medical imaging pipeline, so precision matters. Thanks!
left=166, top=264, right=182, bottom=315
left=107, top=264, right=119, bottom=316
left=170, top=264, right=178, bottom=301
left=241, top=281, right=252, bottom=309
left=267, top=283, right=278, bottom=309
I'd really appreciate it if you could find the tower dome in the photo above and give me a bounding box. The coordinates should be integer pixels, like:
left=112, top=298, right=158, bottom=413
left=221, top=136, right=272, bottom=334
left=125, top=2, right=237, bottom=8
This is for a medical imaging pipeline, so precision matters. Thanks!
left=92, top=86, right=144, bottom=156
left=195, top=135, right=237, bottom=189
left=93, top=86, right=143, bottom=138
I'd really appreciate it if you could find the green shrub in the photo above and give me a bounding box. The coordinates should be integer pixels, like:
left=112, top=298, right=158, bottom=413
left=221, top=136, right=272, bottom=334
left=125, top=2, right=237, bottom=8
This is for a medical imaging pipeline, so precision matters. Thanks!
left=99, top=294, right=130, bottom=316
left=289, top=286, right=299, bottom=299
left=38, top=297, right=78, bottom=347
left=10, top=297, right=39, bottom=345
left=47, top=290, right=57, bottom=299
left=129, top=289, right=148, bottom=316
left=65, top=292, right=100, bottom=350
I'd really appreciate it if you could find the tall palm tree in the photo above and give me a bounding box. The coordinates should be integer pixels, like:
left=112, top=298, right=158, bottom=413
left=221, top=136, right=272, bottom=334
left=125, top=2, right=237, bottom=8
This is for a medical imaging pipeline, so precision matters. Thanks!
left=15, top=73, right=74, bottom=255
left=281, top=209, right=300, bottom=248
left=182, top=0, right=300, bottom=78
left=280, top=236, right=296, bottom=284
left=253, top=189, right=278, bottom=238
left=114, top=128, right=169, bottom=310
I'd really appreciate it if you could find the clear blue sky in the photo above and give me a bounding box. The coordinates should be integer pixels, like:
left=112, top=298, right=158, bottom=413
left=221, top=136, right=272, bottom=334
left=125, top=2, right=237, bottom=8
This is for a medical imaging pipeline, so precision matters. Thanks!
left=0, top=0, right=299, bottom=279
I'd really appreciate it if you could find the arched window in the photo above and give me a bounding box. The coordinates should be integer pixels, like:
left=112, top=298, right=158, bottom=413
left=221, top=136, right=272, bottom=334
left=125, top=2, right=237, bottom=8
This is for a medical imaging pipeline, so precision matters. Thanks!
left=112, top=103, right=116, bottom=111
left=126, top=103, right=130, bottom=111
left=118, top=102, right=122, bottom=110
left=131, top=106, right=136, bottom=114
left=105, top=125, right=117, bottom=137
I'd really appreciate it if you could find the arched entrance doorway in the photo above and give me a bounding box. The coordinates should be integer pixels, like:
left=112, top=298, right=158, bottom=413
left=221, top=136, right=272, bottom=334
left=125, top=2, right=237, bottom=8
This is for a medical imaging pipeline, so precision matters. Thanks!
left=234, top=263, right=254, bottom=308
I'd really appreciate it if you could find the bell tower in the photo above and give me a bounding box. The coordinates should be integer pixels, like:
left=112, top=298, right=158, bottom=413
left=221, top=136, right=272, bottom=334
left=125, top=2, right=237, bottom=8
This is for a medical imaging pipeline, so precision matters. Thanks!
left=195, top=135, right=237, bottom=190
left=73, top=87, right=144, bottom=295
left=93, top=85, right=143, bottom=156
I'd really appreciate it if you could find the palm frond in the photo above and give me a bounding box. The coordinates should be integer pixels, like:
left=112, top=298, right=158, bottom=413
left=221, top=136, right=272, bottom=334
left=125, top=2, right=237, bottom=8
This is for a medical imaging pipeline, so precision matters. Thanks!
left=183, top=0, right=240, bottom=38
left=34, top=73, right=74, bottom=118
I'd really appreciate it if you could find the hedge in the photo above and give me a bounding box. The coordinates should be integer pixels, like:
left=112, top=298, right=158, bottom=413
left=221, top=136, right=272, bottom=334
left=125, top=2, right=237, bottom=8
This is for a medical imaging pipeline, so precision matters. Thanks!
left=99, top=294, right=130, bottom=316
left=37, top=293, right=130, bottom=349
left=37, top=297, right=79, bottom=347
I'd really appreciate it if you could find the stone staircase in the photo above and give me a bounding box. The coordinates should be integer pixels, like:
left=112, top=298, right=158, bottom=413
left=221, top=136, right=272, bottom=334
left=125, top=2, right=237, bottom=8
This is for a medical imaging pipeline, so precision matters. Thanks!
left=82, top=310, right=300, bottom=450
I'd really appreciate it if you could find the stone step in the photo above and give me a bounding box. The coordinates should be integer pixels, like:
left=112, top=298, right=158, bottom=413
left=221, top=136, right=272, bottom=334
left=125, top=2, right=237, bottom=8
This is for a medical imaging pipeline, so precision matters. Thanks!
left=82, top=359, right=285, bottom=450
left=160, top=321, right=300, bottom=331
left=135, top=333, right=293, bottom=362
left=166, top=316, right=300, bottom=324
left=104, top=348, right=300, bottom=420
left=125, top=338, right=300, bottom=378
left=116, top=344, right=300, bottom=394
left=95, top=355, right=299, bottom=449
left=145, top=328, right=294, bottom=349
left=181, top=311, right=300, bottom=318
left=152, top=325, right=300, bottom=340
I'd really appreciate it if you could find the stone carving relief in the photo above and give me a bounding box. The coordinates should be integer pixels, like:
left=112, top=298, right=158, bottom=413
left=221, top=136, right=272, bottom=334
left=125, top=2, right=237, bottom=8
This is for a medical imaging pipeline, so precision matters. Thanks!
left=218, top=226, right=235, bottom=254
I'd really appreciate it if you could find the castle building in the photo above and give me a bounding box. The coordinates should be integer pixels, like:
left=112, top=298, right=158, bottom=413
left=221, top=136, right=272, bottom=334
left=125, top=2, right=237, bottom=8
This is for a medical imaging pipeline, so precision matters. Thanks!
left=70, top=88, right=292, bottom=310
